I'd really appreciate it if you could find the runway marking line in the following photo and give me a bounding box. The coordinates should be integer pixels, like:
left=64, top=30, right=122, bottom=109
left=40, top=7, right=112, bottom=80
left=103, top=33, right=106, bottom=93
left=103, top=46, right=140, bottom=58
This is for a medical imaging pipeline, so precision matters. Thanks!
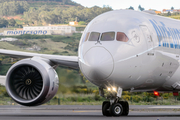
left=73, top=110, right=101, bottom=113
left=149, top=106, right=180, bottom=109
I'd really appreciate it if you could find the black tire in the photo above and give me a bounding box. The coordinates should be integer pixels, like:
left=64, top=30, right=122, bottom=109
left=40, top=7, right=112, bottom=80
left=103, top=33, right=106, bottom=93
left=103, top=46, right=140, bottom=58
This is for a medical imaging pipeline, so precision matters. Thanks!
left=119, top=101, right=129, bottom=116
left=102, top=101, right=111, bottom=116
left=102, top=101, right=109, bottom=108
left=110, top=103, right=123, bottom=116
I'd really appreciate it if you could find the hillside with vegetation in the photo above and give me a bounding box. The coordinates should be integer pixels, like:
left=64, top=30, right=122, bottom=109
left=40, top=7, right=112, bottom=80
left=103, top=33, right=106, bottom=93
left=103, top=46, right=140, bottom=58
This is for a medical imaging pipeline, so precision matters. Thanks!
left=0, top=0, right=78, bottom=5
left=0, top=0, right=112, bottom=27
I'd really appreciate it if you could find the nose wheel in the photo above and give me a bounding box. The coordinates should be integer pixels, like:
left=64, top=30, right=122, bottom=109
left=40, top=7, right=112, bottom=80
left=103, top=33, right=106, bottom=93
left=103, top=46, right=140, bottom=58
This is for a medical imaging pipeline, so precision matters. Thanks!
left=102, top=100, right=129, bottom=117
left=119, top=101, right=129, bottom=116
left=110, top=103, right=123, bottom=116
left=102, top=101, right=111, bottom=116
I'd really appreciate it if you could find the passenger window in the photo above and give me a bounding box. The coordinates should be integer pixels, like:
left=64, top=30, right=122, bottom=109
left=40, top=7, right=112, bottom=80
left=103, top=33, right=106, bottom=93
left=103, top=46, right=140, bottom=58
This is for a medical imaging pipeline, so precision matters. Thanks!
left=101, top=32, right=115, bottom=41
left=89, top=32, right=100, bottom=41
left=85, top=32, right=90, bottom=42
left=116, top=32, right=129, bottom=42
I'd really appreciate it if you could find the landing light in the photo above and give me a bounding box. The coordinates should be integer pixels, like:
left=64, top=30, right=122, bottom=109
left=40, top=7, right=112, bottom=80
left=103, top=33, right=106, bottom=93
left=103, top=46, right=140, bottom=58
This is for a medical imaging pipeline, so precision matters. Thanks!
left=107, top=88, right=111, bottom=91
left=107, top=87, right=117, bottom=92
left=112, top=87, right=116, bottom=91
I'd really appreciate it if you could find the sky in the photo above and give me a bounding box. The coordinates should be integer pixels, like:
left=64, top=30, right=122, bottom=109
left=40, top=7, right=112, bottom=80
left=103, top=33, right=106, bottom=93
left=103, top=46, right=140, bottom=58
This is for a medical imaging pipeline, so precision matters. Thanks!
left=72, top=0, right=180, bottom=11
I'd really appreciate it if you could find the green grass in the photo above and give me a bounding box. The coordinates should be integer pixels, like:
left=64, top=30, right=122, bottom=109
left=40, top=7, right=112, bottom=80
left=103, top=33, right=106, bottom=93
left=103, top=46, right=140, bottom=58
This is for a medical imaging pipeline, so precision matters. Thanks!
left=0, top=64, right=11, bottom=75
left=0, top=34, right=81, bottom=56
left=170, top=16, right=180, bottom=20
left=0, top=84, right=180, bottom=106
left=1, top=94, right=180, bottom=106
left=0, top=42, right=22, bottom=50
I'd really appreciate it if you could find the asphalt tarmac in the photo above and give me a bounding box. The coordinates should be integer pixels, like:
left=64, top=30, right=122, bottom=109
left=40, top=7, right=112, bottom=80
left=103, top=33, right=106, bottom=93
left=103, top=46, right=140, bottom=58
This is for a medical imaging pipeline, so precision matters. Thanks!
left=0, top=105, right=180, bottom=120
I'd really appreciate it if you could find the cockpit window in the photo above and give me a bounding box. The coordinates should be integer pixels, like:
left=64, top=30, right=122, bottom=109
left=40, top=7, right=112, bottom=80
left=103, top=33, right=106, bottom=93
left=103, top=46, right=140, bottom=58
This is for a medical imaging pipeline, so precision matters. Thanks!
left=101, top=32, right=115, bottom=41
left=85, top=32, right=90, bottom=42
left=89, top=32, right=100, bottom=41
left=116, top=32, right=129, bottom=42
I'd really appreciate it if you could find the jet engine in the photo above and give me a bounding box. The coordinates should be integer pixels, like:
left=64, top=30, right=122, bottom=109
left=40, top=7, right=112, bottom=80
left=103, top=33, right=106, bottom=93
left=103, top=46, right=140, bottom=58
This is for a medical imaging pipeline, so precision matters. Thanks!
left=5, top=57, right=59, bottom=106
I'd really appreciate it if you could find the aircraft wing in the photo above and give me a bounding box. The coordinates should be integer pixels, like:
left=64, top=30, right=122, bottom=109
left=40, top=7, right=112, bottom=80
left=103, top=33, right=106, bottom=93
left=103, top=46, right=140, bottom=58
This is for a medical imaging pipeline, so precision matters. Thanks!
left=0, top=49, right=79, bottom=69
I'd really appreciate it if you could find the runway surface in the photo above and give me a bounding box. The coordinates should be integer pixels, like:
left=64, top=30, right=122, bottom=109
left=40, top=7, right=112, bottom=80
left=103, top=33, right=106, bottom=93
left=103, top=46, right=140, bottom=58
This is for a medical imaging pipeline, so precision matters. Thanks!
left=0, top=105, right=180, bottom=120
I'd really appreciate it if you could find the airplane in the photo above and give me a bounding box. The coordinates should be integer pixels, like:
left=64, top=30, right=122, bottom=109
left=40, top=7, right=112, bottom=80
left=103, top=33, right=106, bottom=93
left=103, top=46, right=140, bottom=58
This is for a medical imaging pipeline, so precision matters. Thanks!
left=0, top=9, right=180, bottom=117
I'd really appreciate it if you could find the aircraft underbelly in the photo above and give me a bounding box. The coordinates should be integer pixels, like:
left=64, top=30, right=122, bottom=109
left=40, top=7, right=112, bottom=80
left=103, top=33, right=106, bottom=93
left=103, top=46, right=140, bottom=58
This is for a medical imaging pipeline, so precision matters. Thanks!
left=109, top=50, right=178, bottom=91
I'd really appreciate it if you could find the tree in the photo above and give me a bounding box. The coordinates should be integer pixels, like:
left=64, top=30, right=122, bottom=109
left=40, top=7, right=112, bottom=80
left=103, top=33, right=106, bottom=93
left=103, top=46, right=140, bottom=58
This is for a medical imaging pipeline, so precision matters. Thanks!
left=167, top=11, right=171, bottom=16
left=8, top=18, right=16, bottom=27
left=129, top=6, right=134, bottom=10
left=0, top=1, right=29, bottom=16
left=171, top=7, right=174, bottom=10
left=138, top=5, right=144, bottom=11
left=0, top=18, right=8, bottom=28
left=22, top=2, right=112, bottom=25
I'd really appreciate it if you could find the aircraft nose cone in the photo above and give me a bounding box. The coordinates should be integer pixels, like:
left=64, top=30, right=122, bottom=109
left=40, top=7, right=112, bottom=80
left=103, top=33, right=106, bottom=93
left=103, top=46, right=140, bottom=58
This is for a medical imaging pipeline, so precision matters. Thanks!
left=82, top=47, right=114, bottom=81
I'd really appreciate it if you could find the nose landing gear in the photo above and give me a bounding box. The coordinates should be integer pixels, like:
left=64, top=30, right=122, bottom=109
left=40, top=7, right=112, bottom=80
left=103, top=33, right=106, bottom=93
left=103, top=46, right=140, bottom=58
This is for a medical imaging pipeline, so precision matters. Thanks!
left=100, top=87, right=129, bottom=117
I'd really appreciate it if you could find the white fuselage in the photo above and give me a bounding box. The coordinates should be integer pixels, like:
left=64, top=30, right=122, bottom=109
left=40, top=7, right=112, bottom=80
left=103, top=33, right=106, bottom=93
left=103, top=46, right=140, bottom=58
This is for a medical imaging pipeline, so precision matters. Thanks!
left=78, top=10, right=180, bottom=92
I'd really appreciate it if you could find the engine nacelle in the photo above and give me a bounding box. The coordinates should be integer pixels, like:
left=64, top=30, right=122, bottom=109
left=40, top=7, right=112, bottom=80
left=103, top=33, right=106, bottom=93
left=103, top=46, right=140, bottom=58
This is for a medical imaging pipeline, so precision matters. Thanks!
left=6, top=57, right=59, bottom=106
